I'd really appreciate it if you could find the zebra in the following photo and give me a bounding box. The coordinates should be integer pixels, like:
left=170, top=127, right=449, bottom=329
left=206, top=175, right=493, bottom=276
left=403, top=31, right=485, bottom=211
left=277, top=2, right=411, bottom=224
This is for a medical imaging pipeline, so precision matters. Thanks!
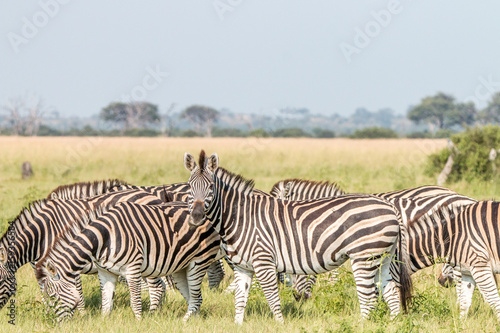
left=47, top=179, right=130, bottom=200
left=0, top=180, right=202, bottom=313
left=405, top=200, right=500, bottom=319
left=184, top=151, right=412, bottom=323
left=35, top=201, right=222, bottom=321
left=271, top=179, right=476, bottom=300
left=47, top=179, right=226, bottom=292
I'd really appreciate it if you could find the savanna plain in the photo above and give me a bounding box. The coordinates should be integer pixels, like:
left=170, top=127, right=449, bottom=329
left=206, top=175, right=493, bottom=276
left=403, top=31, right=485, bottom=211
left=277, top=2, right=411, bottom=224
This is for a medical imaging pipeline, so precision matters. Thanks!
left=0, top=137, right=499, bottom=333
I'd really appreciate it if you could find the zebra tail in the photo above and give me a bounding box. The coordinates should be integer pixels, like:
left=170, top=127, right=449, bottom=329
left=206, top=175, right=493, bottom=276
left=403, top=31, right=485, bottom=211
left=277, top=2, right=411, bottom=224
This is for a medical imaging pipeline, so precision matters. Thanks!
left=396, top=207, right=413, bottom=313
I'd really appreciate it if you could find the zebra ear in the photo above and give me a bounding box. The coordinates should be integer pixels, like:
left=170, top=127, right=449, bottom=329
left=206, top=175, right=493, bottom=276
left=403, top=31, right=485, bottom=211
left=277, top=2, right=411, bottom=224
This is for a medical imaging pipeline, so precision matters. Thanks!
left=184, top=153, right=197, bottom=171
left=46, top=261, right=59, bottom=280
left=206, top=154, right=219, bottom=173
left=0, top=247, right=7, bottom=265
left=283, top=182, right=293, bottom=199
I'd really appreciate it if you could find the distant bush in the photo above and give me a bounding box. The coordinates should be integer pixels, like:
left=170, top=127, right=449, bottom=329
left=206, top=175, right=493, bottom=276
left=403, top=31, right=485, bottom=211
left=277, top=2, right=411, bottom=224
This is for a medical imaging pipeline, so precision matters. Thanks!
left=212, top=127, right=247, bottom=137
left=426, top=125, right=500, bottom=182
left=122, top=128, right=160, bottom=137
left=249, top=128, right=270, bottom=137
left=406, top=131, right=432, bottom=139
left=179, top=129, right=201, bottom=137
left=272, top=127, right=311, bottom=138
left=350, top=127, right=398, bottom=139
left=433, top=129, right=455, bottom=138
left=313, top=127, right=335, bottom=138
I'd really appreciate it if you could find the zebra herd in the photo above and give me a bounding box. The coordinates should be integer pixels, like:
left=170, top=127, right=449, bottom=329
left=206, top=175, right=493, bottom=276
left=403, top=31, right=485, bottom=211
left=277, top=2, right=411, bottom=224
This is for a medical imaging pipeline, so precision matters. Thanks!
left=1, top=149, right=500, bottom=324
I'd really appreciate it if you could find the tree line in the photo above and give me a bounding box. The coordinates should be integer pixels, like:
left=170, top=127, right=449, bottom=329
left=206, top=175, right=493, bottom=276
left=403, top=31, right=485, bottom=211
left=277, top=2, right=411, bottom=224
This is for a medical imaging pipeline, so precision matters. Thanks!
left=2, top=91, right=500, bottom=138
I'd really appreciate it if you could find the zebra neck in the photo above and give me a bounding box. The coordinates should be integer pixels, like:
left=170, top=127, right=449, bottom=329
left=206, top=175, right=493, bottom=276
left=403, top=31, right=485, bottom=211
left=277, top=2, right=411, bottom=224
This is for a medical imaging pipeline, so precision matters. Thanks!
left=1, top=221, right=36, bottom=271
left=408, top=213, right=452, bottom=272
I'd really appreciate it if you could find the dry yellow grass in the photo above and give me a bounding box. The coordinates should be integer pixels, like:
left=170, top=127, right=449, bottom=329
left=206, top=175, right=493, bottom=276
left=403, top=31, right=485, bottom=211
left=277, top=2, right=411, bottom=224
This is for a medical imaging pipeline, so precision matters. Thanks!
left=0, top=136, right=498, bottom=332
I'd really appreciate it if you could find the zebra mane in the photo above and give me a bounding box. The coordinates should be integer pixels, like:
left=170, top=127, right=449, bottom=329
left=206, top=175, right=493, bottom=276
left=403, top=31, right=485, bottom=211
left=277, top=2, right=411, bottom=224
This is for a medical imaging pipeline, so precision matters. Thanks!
left=214, top=167, right=255, bottom=195
left=47, top=179, right=129, bottom=200
left=270, top=178, right=345, bottom=199
left=1, top=199, right=52, bottom=241
left=199, top=150, right=206, bottom=171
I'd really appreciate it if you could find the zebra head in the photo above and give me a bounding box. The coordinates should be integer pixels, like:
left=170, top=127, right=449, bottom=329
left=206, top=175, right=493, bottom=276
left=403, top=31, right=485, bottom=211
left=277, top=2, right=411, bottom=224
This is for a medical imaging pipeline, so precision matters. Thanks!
left=35, top=260, right=80, bottom=320
left=437, top=263, right=455, bottom=287
left=184, top=150, right=219, bottom=227
left=0, top=246, right=16, bottom=309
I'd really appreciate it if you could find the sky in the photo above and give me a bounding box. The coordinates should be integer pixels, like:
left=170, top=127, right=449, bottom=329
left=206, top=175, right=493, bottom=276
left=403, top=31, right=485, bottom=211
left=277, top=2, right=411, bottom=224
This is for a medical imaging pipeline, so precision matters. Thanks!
left=2, top=1, right=500, bottom=117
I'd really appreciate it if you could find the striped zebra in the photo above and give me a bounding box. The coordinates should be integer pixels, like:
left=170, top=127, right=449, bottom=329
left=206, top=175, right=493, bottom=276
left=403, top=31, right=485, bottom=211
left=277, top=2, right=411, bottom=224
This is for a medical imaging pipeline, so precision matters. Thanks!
left=47, top=179, right=129, bottom=200
left=184, top=151, right=412, bottom=323
left=0, top=180, right=197, bottom=312
left=47, top=179, right=226, bottom=292
left=406, top=200, right=500, bottom=318
left=271, top=180, right=476, bottom=300
left=35, top=201, right=222, bottom=321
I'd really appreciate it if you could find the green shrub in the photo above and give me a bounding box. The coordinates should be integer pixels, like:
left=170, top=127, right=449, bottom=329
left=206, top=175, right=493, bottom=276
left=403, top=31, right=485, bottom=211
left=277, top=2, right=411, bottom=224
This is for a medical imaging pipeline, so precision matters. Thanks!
left=426, top=125, right=500, bottom=182
left=350, top=127, right=398, bottom=139
left=313, top=127, right=335, bottom=138
left=249, top=128, right=270, bottom=137
left=212, top=127, right=248, bottom=137
left=273, top=127, right=311, bottom=138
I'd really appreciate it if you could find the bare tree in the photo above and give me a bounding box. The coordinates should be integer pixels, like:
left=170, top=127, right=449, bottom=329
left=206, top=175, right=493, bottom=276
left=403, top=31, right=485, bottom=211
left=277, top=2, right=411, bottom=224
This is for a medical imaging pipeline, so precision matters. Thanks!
left=180, top=105, right=220, bottom=137
left=3, top=95, right=45, bottom=136
left=161, top=103, right=177, bottom=137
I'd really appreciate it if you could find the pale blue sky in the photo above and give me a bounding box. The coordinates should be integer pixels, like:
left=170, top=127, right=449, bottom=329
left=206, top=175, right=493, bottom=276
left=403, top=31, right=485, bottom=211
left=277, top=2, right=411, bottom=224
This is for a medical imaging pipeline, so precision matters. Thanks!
left=2, top=1, right=500, bottom=117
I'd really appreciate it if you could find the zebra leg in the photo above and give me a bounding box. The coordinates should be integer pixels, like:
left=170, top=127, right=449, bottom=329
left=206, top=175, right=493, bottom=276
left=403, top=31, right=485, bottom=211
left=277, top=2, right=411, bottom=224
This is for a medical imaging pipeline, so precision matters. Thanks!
left=97, top=270, right=118, bottom=316
left=162, top=275, right=176, bottom=292
left=351, top=258, right=379, bottom=318
left=253, top=263, right=284, bottom=324
left=207, top=260, right=225, bottom=290
left=224, top=258, right=237, bottom=294
left=377, top=255, right=401, bottom=318
left=233, top=267, right=253, bottom=325
left=126, top=273, right=143, bottom=320
left=469, top=263, right=500, bottom=319
left=182, top=261, right=211, bottom=321
left=457, top=272, right=475, bottom=318
left=75, top=274, right=86, bottom=314
left=146, top=277, right=165, bottom=312
left=171, top=268, right=190, bottom=303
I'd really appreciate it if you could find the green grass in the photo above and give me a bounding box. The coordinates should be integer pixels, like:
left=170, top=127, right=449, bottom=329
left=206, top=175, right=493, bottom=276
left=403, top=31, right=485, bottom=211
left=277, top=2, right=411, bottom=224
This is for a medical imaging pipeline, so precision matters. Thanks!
left=1, top=137, right=499, bottom=332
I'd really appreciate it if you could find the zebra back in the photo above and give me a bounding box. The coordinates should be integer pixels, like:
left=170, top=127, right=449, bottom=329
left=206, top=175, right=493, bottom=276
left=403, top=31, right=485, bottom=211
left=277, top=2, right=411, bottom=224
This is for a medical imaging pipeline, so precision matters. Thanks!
left=47, top=179, right=130, bottom=200
left=270, top=179, right=345, bottom=200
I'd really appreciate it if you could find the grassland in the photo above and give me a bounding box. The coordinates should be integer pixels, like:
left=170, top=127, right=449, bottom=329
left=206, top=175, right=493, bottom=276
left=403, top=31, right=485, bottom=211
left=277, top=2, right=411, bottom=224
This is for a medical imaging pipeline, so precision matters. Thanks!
left=0, top=136, right=499, bottom=332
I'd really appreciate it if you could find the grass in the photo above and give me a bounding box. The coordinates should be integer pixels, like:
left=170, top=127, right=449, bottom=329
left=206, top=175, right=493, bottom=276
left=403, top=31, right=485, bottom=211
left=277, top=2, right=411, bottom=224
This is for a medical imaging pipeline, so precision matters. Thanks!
left=0, top=136, right=499, bottom=332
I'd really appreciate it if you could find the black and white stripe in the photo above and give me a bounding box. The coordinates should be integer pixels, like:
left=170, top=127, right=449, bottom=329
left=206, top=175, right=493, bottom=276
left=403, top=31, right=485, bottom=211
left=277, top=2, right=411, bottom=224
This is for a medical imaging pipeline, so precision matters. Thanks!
left=0, top=181, right=191, bottom=312
left=407, top=200, right=500, bottom=318
left=271, top=180, right=476, bottom=300
left=184, top=151, right=412, bottom=323
left=35, top=201, right=222, bottom=321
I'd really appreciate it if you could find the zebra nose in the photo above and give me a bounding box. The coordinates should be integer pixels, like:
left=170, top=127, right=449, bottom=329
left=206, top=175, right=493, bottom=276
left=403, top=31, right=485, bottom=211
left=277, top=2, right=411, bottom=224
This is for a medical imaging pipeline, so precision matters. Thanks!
left=190, top=201, right=206, bottom=226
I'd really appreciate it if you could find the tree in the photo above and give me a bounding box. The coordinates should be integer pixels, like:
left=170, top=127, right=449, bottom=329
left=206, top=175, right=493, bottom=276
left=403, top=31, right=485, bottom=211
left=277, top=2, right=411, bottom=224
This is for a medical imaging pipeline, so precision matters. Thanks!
left=477, top=92, right=500, bottom=124
left=407, top=92, right=476, bottom=131
left=100, top=102, right=159, bottom=133
left=350, top=126, right=398, bottom=138
left=3, top=95, right=45, bottom=136
left=180, top=105, right=220, bottom=137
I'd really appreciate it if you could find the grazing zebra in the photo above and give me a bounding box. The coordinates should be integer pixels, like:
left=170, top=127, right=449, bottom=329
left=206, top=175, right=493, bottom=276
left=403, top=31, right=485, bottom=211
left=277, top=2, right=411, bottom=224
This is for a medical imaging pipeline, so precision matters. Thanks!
left=0, top=181, right=196, bottom=312
left=271, top=180, right=476, bottom=300
left=47, top=179, right=226, bottom=292
left=406, top=200, right=500, bottom=319
left=35, top=201, right=222, bottom=321
left=184, top=151, right=412, bottom=323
